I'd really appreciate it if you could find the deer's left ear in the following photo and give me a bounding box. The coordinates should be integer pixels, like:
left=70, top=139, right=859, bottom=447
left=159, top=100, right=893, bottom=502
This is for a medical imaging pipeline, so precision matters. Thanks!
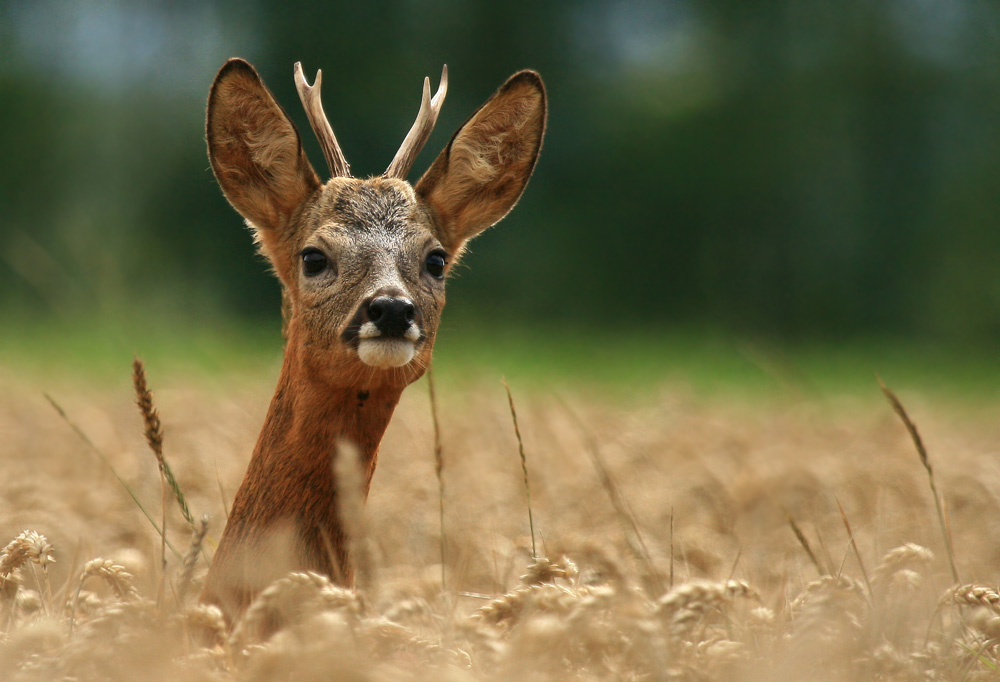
left=415, top=71, right=546, bottom=253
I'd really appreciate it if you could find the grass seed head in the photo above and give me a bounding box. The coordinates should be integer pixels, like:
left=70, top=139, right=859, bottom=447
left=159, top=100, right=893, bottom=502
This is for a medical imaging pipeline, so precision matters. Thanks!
left=81, top=558, right=140, bottom=601
left=234, top=571, right=362, bottom=647
left=0, top=530, right=55, bottom=577
left=518, top=556, right=578, bottom=586
left=873, top=543, right=934, bottom=589
left=182, top=603, right=227, bottom=648
left=132, top=358, right=164, bottom=463
left=941, top=584, right=1000, bottom=616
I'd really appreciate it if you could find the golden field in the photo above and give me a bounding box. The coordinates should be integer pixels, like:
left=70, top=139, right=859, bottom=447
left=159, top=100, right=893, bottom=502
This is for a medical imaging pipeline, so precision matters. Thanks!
left=2, top=352, right=1000, bottom=681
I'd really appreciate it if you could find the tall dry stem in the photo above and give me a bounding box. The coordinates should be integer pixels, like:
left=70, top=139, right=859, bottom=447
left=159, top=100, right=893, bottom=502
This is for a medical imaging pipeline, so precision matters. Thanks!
left=132, top=357, right=169, bottom=601
left=427, top=368, right=446, bottom=591
left=178, top=516, right=209, bottom=604
left=44, top=393, right=181, bottom=560
left=133, top=358, right=195, bottom=528
left=878, top=377, right=959, bottom=583
left=669, top=508, right=675, bottom=589
left=557, top=396, right=665, bottom=596
left=784, top=509, right=824, bottom=576
left=502, top=378, right=538, bottom=560
left=835, top=498, right=872, bottom=596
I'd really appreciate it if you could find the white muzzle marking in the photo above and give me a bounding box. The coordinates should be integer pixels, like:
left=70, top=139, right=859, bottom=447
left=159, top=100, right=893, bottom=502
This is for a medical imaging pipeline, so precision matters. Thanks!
left=357, top=321, right=420, bottom=368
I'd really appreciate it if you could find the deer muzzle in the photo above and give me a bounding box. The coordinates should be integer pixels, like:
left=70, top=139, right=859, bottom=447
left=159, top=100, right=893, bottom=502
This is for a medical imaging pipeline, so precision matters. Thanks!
left=356, top=295, right=421, bottom=368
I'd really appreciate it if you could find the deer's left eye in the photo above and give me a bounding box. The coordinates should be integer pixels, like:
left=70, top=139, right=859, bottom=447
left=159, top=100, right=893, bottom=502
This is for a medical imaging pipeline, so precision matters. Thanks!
left=425, top=251, right=447, bottom=279
left=301, top=248, right=328, bottom=276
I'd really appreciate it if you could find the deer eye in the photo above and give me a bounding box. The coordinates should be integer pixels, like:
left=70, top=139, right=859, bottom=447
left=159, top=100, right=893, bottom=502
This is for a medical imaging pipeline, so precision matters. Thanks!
left=425, top=251, right=447, bottom=279
left=300, top=248, right=328, bottom=276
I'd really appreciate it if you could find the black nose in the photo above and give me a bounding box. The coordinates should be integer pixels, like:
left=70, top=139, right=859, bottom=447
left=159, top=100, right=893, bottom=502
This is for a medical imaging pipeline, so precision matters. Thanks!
left=367, top=296, right=415, bottom=338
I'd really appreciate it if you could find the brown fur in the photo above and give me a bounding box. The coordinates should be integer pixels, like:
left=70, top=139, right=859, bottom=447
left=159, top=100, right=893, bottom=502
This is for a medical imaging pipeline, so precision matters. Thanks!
left=201, top=58, right=546, bottom=621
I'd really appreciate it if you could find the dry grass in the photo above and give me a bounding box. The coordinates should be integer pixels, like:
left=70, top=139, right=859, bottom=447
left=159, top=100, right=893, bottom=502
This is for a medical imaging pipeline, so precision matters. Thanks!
left=2, top=365, right=1000, bottom=681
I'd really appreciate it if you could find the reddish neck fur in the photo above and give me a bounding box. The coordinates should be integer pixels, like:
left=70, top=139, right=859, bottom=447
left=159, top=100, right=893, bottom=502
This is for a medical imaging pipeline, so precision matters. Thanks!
left=202, top=320, right=417, bottom=618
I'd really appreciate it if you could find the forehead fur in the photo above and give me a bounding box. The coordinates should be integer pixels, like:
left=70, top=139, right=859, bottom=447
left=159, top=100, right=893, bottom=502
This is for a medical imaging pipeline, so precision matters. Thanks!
left=311, top=178, right=422, bottom=235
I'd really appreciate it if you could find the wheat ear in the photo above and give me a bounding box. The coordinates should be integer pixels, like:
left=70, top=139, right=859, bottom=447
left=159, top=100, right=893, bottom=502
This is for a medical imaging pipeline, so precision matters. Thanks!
left=178, top=515, right=209, bottom=604
left=132, top=358, right=195, bottom=527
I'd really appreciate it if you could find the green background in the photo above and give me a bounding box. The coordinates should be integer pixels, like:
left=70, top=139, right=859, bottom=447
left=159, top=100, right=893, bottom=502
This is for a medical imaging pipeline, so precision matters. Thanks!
left=2, top=0, right=999, bottom=378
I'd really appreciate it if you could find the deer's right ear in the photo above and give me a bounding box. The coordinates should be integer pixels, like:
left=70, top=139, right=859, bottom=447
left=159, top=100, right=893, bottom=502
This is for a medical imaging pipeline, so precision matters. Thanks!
left=207, top=58, right=320, bottom=234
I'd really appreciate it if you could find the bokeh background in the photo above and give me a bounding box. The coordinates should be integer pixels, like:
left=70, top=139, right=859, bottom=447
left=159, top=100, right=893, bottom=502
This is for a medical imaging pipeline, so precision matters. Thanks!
left=2, top=0, right=999, bottom=382
left=5, top=6, right=1000, bottom=679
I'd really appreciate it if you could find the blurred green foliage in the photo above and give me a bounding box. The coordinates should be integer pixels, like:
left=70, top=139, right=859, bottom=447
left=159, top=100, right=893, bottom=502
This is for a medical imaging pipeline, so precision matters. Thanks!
left=5, top=313, right=999, bottom=403
left=2, top=0, right=999, bottom=344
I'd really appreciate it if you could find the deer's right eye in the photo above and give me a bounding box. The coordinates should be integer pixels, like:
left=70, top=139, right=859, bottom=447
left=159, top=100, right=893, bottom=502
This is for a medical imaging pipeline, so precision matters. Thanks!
left=300, top=248, right=328, bottom=276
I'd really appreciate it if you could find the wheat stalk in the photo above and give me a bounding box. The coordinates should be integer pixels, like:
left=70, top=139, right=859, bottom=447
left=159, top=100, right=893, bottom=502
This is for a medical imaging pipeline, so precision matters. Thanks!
left=519, top=556, right=578, bottom=587
left=232, top=571, right=361, bottom=647
left=942, top=585, right=1000, bottom=616
left=502, top=378, right=538, bottom=560
left=873, top=543, right=934, bottom=590
left=133, top=358, right=195, bottom=528
left=80, top=559, right=140, bottom=601
left=0, top=530, right=55, bottom=578
left=657, top=579, right=760, bottom=639
left=69, top=557, right=140, bottom=632
left=835, top=498, right=872, bottom=596
left=557, top=396, right=665, bottom=596
left=789, top=574, right=867, bottom=615
left=133, top=357, right=170, bottom=604
left=427, top=368, right=447, bottom=592
left=784, top=508, right=824, bottom=576
left=183, top=602, right=227, bottom=649
left=177, top=515, right=209, bottom=604
left=0, top=530, right=55, bottom=620
left=878, top=377, right=959, bottom=584
left=669, top=508, right=675, bottom=589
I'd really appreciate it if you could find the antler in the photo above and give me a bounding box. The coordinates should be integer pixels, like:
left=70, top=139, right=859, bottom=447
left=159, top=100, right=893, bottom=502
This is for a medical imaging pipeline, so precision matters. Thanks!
left=385, top=65, right=448, bottom=179
left=294, top=62, right=351, bottom=178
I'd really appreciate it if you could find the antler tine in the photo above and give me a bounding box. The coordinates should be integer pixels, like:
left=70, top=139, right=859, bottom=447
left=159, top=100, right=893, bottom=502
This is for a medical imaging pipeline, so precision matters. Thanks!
left=294, top=62, right=351, bottom=178
left=385, top=65, right=448, bottom=179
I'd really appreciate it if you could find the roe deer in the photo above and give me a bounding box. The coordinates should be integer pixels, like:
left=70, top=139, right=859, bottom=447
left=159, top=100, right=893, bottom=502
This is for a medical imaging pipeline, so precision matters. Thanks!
left=201, top=58, right=546, bottom=620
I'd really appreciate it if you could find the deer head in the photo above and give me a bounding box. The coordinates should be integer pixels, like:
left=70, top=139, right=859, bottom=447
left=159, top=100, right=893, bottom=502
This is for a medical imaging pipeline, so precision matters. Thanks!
left=206, top=58, right=546, bottom=388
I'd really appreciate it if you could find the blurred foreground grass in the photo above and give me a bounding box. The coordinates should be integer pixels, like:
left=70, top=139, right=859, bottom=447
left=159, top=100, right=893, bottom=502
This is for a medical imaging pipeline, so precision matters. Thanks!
left=2, top=314, right=1000, bottom=680
left=1, top=314, right=997, bottom=403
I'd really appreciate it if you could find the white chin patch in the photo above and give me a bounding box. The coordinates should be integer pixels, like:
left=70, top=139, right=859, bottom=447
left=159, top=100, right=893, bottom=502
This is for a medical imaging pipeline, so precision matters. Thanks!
left=357, top=338, right=416, bottom=368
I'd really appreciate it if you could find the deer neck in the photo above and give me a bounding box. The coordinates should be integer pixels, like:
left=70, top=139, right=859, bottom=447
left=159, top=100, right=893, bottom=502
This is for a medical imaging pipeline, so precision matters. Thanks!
left=257, top=332, right=406, bottom=487
left=203, top=323, right=411, bottom=618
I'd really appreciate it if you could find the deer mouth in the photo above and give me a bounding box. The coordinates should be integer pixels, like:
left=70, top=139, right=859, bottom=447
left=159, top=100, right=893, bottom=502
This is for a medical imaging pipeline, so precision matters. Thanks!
left=356, top=322, right=421, bottom=368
